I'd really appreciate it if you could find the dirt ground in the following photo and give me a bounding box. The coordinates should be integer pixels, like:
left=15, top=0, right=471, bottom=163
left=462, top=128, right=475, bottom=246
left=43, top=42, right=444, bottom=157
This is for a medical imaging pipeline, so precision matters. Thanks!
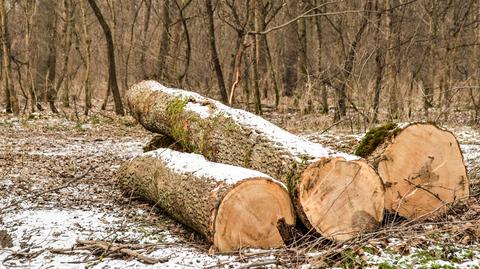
left=0, top=111, right=479, bottom=268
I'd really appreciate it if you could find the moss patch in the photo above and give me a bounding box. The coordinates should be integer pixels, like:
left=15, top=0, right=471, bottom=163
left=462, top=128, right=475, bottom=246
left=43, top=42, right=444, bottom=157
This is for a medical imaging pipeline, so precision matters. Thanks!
left=165, top=98, right=198, bottom=152
left=286, top=163, right=301, bottom=196
left=354, top=123, right=398, bottom=157
left=243, top=145, right=254, bottom=168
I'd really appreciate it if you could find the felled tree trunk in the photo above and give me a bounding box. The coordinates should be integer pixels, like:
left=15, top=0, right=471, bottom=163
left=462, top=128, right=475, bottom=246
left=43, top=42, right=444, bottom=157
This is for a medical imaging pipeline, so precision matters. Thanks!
left=126, top=80, right=385, bottom=241
left=116, top=148, right=295, bottom=252
left=354, top=122, right=469, bottom=219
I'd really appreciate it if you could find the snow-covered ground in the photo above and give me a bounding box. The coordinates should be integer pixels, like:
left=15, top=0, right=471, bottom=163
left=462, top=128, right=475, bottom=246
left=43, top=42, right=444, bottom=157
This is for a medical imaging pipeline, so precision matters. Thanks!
left=1, top=116, right=479, bottom=268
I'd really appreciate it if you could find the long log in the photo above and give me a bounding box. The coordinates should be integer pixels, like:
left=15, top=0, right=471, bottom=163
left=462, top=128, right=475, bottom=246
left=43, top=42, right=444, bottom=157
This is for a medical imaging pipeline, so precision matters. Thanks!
left=116, top=148, right=295, bottom=252
left=126, top=80, right=385, bottom=241
left=354, top=122, right=469, bottom=219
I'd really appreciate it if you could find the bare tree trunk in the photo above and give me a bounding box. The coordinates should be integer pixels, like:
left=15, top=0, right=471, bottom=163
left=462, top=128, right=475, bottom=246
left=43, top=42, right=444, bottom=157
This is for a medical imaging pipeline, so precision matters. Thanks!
left=140, top=0, right=152, bottom=79
left=205, top=0, right=228, bottom=103
left=243, top=53, right=251, bottom=109
left=174, top=1, right=193, bottom=85
left=87, top=0, right=124, bottom=116
left=33, top=0, right=58, bottom=113
left=59, top=0, right=73, bottom=108
left=23, top=0, right=41, bottom=112
left=43, top=0, right=59, bottom=113
left=265, top=37, right=280, bottom=108
left=252, top=0, right=262, bottom=114
left=124, top=2, right=142, bottom=91
left=372, top=0, right=384, bottom=123
left=79, top=0, right=92, bottom=116
left=282, top=0, right=299, bottom=97
left=475, top=0, right=480, bottom=123
left=314, top=0, right=327, bottom=114
left=256, top=0, right=268, bottom=98
left=385, top=0, right=399, bottom=119
left=297, top=0, right=308, bottom=86
left=0, top=0, right=19, bottom=114
left=157, top=0, right=170, bottom=81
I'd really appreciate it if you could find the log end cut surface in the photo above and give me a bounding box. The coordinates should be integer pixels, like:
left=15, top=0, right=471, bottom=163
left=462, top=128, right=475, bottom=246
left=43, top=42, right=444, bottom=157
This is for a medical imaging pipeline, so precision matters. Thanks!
left=213, top=178, right=295, bottom=252
left=297, top=158, right=384, bottom=241
left=379, top=124, right=469, bottom=219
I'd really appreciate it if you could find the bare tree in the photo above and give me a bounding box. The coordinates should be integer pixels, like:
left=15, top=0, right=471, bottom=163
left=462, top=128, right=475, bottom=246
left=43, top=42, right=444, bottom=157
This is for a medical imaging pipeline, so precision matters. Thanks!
left=205, top=0, right=228, bottom=103
left=87, top=0, right=124, bottom=116
left=0, top=0, right=19, bottom=114
left=157, top=0, right=171, bottom=81
left=282, top=0, right=299, bottom=97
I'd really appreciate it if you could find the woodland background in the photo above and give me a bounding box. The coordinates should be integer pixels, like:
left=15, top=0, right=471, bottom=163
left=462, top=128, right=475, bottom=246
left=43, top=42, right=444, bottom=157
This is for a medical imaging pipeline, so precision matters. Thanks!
left=1, top=0, right=480, bottom=126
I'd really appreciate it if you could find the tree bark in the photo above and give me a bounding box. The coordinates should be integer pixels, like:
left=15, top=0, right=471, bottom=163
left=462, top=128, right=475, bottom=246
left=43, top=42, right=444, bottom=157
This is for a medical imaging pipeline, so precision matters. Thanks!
left=126, top=80, right=385, bottom=241
left=252, top=0, right=262, bottom=114
left=80, top=0, right=92, bottom=116
left=23, top=0, right=41, bottom=112
left=140, top=0, right=152, bottom=79
left=314, top=0, right=327, bottom=114
left=297, top=0, right=308, bottom=85
left=116, top=148, right=295, bottom=252
left=282, top=0, right=299, bottom=97
left=0, top=0, right=19, bottom=114
left=354, top=122, right=469, bottom=219
left=87, top=0, right=124, bottom=116
left=157, top=0, right=171, bottom=81
left=372, top=0, right=384, bottom=124
left=205, top=0, right=228, bottom=103
left=59, top=0, right=73, bottom=108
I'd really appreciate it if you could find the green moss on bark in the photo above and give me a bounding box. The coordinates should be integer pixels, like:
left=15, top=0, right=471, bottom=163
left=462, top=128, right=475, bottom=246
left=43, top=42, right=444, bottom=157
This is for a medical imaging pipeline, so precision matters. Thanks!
left=355, top=123, right=398, bottom=157
left=166, top=97, right=198, bottom=152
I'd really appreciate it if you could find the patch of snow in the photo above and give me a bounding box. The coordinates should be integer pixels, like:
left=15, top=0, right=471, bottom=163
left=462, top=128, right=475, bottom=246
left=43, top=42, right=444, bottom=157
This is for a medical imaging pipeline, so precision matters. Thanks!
left=144, top=148, right=280, bottom=186
left=461, top=144, right=480, bottom=164
left=28, top=139, right=144, bottom=158
left=0, top=208, right=240, bottom=269
left=185, top=102, right=211, bottom=119
left=135, top=80, right=360, bottom=162
left=80, top=123, right=92, bottom=130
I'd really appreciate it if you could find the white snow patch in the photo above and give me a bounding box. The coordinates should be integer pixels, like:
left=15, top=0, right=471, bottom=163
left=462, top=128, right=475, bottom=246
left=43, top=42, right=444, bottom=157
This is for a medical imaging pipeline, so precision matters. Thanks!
left=185, top=102, right=211, bottom=119
left=144, top=148, right=277, bottom=185
left=461, top=144, right=480, bottom=163
left=136, top=81, right=359, bottom=162
left=28, top=139, right=144, bottom=158
left=0, top=208, right=239, bottom=269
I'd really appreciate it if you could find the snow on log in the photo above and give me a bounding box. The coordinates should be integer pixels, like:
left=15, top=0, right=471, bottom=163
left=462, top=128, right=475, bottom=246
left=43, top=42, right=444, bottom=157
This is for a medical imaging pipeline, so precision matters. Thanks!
left=126, top=80, right=385, bottom=241
left=355, top=122, right=469, bottom=219
left=116, top=148, right=295, bottom=252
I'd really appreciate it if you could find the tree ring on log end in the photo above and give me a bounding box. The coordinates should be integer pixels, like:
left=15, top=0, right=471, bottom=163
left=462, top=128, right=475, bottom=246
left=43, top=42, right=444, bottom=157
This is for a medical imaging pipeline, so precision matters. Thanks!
left=297, top=157, right=384, bottom=241
left=378, top=124, right=469, bottom=219
left=213, top=178, right=295, bottom=252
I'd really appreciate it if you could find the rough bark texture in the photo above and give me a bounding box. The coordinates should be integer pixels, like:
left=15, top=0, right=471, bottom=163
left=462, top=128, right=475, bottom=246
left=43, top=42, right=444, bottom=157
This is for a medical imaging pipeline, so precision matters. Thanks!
left=126, top=80, right=385, bottom=241
left=355, top=122, right=469, bottom=219
left=116, top=148, right=294, bottom=252
left=87, top=0, right=124, bottom=116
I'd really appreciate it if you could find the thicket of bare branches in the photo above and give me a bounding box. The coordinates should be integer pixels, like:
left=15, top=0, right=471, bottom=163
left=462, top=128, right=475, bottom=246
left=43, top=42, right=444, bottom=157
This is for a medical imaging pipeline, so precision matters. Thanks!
left=1, top=0, right=479, bottom=124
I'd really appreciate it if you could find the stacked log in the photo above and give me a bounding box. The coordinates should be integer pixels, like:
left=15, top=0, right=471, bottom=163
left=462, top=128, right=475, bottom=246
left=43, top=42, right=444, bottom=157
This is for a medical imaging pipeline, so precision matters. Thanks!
left=354, top=122, right=469, bottom=219
left=116, top=148, right=295, bottom=252
left=126, top=80, right=385, bottom=241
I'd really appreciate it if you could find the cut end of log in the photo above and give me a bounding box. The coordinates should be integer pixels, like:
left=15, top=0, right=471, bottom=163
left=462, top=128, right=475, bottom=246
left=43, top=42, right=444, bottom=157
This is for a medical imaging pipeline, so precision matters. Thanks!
left=296, top=158, right=384, bottom=241
left=378, top=123, right=469, bottom=219
left=213, top=178, right=295, bottom=252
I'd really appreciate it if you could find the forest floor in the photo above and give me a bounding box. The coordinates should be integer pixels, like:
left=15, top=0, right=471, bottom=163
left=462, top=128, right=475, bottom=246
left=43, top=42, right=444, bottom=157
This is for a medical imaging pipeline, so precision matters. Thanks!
left=0, top=111, right=479, bottom=268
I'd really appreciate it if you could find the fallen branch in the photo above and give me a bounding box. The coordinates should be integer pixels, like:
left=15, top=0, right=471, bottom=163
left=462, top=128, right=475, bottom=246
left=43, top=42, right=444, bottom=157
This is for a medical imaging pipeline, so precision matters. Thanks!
left=50, top=240, right=168, bottom=265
